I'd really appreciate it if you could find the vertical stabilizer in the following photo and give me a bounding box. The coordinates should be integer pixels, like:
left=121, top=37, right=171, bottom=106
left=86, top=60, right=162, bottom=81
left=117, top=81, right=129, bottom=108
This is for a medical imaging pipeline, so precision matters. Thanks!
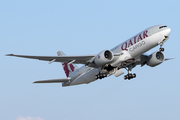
left=57, top=50, right=79, bottom=77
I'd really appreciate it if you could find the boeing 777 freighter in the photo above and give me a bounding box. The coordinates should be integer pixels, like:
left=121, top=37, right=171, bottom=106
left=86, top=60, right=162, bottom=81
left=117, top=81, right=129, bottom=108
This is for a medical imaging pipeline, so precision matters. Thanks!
left=6, top=25, right=172, bottom=87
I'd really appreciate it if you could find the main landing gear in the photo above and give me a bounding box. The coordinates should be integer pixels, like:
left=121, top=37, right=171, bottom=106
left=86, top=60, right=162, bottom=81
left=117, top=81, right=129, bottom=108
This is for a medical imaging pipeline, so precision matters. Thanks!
left=95, top=73, right=107, bottom=79
left=124, top=73, right=136, bottom=80
left=124, top=65, right=136, bottom=80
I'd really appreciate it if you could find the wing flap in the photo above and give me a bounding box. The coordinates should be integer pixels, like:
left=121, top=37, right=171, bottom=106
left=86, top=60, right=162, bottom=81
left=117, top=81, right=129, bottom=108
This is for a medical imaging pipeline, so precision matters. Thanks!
left=33, top=78, right=71, bottom=83
left=6, top=54, right=95, bottom=64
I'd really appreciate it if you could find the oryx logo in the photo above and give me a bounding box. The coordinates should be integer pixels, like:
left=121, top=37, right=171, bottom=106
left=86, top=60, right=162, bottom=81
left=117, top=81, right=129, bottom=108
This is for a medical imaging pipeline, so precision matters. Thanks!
left=62, top=63, right=75, bottom=77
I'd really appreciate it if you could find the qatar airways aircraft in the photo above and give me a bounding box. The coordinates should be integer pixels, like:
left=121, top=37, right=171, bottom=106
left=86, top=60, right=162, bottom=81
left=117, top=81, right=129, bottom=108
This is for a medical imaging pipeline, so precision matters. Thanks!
left=6, top=25, right=172, bottom=87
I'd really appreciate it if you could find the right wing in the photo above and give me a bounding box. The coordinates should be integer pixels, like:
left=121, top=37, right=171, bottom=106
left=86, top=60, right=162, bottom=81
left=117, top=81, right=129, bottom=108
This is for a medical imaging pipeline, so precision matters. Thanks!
left=6, top=54, right=95, bottom=64
left=33, top=78, right=71, bottom=83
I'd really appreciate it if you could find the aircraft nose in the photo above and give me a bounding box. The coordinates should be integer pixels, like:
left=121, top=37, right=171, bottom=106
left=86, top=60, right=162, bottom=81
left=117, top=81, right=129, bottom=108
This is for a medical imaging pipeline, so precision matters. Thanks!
left=163, top=27, right=171, bottom=37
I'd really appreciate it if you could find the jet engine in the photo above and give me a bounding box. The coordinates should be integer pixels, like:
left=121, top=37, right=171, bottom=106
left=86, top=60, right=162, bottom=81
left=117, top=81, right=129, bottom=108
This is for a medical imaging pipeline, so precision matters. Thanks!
left=94, top=50, right=114, bottom=66
left=147, top=51, right=165, bottom=67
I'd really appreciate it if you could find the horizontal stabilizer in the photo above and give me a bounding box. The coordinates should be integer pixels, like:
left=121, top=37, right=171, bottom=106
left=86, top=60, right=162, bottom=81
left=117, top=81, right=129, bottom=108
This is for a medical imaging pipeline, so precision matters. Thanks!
left=33, top=78, right=70, bottom=83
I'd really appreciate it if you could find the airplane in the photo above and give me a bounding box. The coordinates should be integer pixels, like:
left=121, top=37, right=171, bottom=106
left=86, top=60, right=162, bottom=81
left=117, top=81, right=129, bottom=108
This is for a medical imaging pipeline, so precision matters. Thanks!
left=6, top=25, right=172, bottom=87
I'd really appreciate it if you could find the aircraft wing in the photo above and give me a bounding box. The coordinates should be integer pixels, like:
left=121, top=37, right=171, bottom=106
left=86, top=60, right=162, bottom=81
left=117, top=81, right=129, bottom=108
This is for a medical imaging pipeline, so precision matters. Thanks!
left=165, top=58, right=175, bottom=61
left=6, top=54, right=95, bottom=64
left=137, top=54, right=174, bottom=67
left=33, top=78, right=70, bottom=83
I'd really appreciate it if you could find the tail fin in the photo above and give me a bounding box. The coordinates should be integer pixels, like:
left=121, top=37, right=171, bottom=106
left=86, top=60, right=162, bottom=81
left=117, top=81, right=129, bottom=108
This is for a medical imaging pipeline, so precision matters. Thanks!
left=57, top=50, right=79, bottom=77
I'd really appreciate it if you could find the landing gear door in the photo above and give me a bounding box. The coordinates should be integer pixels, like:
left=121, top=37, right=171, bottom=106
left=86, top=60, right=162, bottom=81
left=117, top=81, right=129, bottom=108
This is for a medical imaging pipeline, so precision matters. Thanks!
left=114, top=69, right=124, bottom=77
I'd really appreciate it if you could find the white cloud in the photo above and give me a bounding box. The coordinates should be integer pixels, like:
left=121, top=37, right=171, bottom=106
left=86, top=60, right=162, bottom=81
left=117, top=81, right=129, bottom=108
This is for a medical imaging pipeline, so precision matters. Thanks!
left=16, top=116, right=45, bottom=120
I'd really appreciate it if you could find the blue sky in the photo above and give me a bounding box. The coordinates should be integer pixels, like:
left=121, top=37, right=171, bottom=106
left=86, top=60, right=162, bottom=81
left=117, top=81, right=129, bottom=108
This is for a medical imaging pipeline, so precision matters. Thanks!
left=1, top=0, right=180, bottom=120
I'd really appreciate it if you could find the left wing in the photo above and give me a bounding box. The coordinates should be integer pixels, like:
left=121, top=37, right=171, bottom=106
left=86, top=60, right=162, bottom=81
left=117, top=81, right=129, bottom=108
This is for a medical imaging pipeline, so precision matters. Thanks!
left=165, top=58, right=175, bottom=61
left=6, top=54, right=95, bottom=64
left=33, top=78, right=71, bottom=83
left=137, top=53, right=174, bottom=67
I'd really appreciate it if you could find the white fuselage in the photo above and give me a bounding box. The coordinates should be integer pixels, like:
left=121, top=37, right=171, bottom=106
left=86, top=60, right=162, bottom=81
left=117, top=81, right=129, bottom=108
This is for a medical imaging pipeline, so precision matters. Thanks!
left=63, top=25, right=171, bottom=86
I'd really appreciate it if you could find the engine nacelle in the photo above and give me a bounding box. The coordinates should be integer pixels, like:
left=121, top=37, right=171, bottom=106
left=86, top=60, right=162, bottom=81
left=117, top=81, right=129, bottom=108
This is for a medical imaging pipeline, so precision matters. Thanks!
left=147, top=51, right=165, bottom=67
left=94, top=50, right=114, bottom=66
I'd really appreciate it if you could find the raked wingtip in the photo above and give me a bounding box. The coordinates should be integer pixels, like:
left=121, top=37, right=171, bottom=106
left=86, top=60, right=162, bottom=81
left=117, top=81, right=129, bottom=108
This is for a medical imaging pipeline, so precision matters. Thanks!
left=5, top=54, right=14, bottom=56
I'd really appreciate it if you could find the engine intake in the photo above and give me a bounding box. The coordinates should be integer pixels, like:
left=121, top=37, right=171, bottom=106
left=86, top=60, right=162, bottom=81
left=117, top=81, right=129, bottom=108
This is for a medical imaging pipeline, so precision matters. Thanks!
left=104, top=50, right=113, bottom=60
left=94, top=50, right=114, bottom=66
left=147, top=51, right=165, bottom=67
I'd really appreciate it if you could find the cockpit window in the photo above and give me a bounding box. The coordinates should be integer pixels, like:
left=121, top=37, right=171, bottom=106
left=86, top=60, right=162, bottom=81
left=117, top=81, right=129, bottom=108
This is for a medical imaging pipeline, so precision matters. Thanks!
left=159, top=25, right=167, bottom=29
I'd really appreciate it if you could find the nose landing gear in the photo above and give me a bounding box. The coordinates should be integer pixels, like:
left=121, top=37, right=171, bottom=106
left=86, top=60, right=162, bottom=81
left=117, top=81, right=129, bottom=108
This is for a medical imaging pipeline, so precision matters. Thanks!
left=159, top=45, right=165, bottom=52
left=159, top=36, right=169, bottom=52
